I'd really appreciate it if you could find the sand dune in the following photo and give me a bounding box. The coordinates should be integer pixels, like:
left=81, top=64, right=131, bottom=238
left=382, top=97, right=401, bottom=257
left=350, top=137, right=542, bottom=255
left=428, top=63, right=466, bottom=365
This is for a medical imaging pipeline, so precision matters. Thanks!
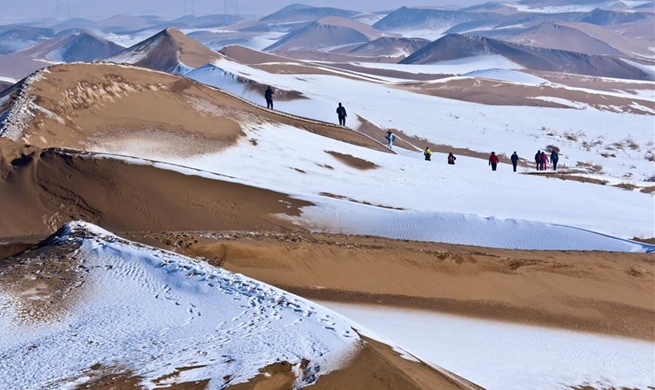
left=0, top=222, right=480, bottom=390
left=106, top=27, right=222, bottom=72
left=0, top=63, right=388, bottom=153
left=0, top=147, right=309, bottom=238
left=131, top=230, right=655, bottom=342
left=265, top=17, right=387, bottom=53
left=401, top=34, right=652, bottom=80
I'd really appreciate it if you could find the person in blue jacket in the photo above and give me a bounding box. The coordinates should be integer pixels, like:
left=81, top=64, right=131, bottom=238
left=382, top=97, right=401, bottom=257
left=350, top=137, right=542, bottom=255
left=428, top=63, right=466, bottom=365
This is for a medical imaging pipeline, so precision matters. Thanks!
left=551, top=151, right=559, bottom=170
left=385, top=130, right=395, bottom=149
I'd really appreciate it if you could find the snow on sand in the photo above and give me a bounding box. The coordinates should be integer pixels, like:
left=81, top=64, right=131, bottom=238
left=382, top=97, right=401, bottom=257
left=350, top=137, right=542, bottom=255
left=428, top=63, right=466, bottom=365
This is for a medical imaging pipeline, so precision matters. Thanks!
left=322, top=302, right=655, bottom=390
left=0, top=222, right=358, bottom=389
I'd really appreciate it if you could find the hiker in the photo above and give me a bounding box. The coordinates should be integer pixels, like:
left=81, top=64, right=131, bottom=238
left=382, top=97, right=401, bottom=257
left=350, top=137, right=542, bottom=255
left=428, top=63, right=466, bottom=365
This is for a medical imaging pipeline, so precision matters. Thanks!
left=540, top=151, right=549, bottom=171
left=511, top=151, right=519, bottom=172
left=489, top=151, right=499, bottom=171
left=447, top=152, right=456, bottom=165
left=336, top=103, right=347, bottom=126
left=534, top=150, right=542, bottom=171
left=385, top=130, right=395, bottom=149
left=424, top=146, right=432, bottom=161
left=551, top=150, right=559, bottom=171
left=264, top=86, right=274, bottom=109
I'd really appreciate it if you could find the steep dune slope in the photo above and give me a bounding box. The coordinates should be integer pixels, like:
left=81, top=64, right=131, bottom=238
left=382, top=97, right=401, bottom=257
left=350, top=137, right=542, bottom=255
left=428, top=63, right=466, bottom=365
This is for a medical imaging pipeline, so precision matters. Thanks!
left=17, top=30, right=124, bottom=62
left=401, top=34, right=652, bottom=80
left=0, top=222, right=479, bottom=389
left=106, top=27, right=222, bottom=73
left=0, top=63, right=387, bottom=153
left=265, top=17, right=386, bottom=52
left=0, top=147, right=310, bottom=238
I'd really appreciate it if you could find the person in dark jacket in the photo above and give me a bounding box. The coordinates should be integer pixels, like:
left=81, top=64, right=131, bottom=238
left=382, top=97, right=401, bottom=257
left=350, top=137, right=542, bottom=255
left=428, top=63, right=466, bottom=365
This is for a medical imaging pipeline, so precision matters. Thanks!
left=336, top=103, right=347, bottom=126
left=264, top=86, right=274, bottom=109
left=551, top=151, right=559, bottom=171
left=447, top=152, right=456, bottom=165
left=489, top=152, right=499, bottom=171
left=424, top=146, right=432, bottom=161
left=511, top=151, right=519, bottom=172
left=535, top=150, right=542, bottom=171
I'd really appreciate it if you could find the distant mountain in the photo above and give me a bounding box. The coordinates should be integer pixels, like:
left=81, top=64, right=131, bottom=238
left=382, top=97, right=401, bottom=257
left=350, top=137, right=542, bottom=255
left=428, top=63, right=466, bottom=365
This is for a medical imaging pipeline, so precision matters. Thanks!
left=17, top=30, right=124, bottom=62
left=0, top=26, right=54, bottom=54
left=577, top=8, right=655, bottom=25
left=49, top=17, right=101, bottom=33
left=400, top=34, right=651, bottom=80
left=373, top=6, right=495, bottom=34
left=349, top=37, right=430, bottom=58
left=96, top=14, right=166, bottom=32
left=106, top=28, right=221, bottom=73
left=265, top=17, right=385, bottom=52
left=260, top=3, right=359, bottom=23
left=462, top=2, right=522, bottom=14
left=502, top=22, right=623, bottom=55
left=632, top=1, right=654, bottom=10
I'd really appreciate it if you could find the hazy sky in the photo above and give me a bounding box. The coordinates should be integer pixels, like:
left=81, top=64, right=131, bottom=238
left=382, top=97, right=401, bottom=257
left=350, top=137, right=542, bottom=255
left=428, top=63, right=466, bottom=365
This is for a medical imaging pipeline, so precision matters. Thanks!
left=0, top=0, right=508, bottom=22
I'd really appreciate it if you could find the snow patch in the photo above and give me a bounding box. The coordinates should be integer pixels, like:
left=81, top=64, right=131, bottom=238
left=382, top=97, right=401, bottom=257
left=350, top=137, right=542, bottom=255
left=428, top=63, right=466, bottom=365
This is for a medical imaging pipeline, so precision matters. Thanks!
left=0, top=221, right=359, bottom=389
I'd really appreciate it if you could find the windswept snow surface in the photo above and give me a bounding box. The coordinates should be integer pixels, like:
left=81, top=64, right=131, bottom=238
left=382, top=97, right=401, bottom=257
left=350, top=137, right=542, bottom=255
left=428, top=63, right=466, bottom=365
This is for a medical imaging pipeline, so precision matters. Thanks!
left=188, top=55, right=655, bottom=182
left=322, top=303, right=655, bottom=390
left=288, top=200, right=652, bottom=252
left=81, top=150, right=653, bottom=252
left=0, top=222, right=358, bottom=389
left=461, top=69, right=550, bottom=85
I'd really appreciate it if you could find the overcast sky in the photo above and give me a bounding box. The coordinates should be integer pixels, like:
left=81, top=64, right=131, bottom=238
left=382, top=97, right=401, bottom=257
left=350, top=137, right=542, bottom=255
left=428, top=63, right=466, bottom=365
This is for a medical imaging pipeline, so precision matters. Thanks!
left=0, top=0, right=511, bottom=22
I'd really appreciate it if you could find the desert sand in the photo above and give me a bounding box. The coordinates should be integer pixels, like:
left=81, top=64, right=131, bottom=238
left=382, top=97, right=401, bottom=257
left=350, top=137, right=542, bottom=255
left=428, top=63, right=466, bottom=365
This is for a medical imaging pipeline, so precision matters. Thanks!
left=119, top=231, right=655, bottom=342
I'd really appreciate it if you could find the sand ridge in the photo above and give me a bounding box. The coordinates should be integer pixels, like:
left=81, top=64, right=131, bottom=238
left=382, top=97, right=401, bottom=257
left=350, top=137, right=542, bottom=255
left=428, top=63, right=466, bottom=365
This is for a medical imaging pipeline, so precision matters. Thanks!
left=129, top=231, right=655, bottom=342
left=0, top=63, right=390, bottom=154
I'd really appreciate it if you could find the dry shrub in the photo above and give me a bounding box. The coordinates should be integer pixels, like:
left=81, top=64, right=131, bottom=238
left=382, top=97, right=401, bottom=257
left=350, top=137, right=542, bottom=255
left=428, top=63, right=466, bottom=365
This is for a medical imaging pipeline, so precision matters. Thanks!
left=564, top=133, right=578, bottom=141
left=615, top=182, right=637, bottom=191
left=625, top=138, right=640, bottom=151
left=545, top=145, right=560, bottom=153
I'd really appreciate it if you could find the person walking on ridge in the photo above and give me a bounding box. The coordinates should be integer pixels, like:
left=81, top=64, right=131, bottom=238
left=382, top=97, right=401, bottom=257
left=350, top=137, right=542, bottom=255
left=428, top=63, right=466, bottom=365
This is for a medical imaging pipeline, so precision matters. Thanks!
left=264, top=86, right=274, bottom=110
left=385, top=130, right=395, bottom=149
left=489, top=151, right=499, bottom=171
left=336, top=103, right=347, bottom=126
left=448, top=152, right=456, bottom=165
left=550, top=150, right=559, bottom=171
left=511, top=151, right=519, bottom=172
left=540, top=151, right=548, bottom=171
left=424, top=146, right=432, bottom=161
left=535, top=150, right=542, bottom=171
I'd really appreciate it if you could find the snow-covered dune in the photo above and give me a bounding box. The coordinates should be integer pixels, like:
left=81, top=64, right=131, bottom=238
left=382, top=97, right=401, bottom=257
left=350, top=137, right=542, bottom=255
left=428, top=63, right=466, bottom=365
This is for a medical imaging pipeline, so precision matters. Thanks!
left=0, top=222, right=357, bottom=388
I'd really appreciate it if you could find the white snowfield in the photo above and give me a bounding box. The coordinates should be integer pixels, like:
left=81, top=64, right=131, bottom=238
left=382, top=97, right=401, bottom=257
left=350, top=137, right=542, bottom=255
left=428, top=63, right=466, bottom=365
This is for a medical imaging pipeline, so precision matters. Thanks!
left=78, top=149, right=654, bottom=252
left=0, top=222, right=359, bottom=389
left=186, top=54, right=655, bottom=182
left=322, top=302, right=655, bottom=390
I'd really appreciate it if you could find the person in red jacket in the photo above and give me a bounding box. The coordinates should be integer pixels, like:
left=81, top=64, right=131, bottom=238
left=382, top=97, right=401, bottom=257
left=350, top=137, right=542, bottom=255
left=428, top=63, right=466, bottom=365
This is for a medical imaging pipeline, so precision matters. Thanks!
left=540, top=151, right=549, bottom=171
left=489, top=152, right=499, bottom=171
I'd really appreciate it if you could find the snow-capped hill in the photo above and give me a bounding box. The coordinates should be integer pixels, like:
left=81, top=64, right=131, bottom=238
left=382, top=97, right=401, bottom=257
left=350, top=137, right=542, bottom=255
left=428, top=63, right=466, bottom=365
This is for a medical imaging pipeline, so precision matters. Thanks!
left=265, top=17, right=386, bottom=52
left=0, top=221, right=359, bottom=388
left=106, top=27, right=221, bottom=73
left=373, top=6, right=497, bottom=35
left=349, top=37, right=430, bottom=57
left=400, top=34, right=652, bottom=80
left=503, top=22, right=624, bottom=55
left=260, top=3, right=359, bottom=23
left=16, top=30, right=124, bottom=63
left=576, top=7, right=655, bottom=24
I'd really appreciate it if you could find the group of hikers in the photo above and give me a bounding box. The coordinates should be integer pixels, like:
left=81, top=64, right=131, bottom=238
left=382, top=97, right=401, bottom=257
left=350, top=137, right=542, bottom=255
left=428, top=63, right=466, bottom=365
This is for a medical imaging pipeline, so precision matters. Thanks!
left=535, top=150, right=559, bottom=171
left=263, top=87, right=560, bottom=172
